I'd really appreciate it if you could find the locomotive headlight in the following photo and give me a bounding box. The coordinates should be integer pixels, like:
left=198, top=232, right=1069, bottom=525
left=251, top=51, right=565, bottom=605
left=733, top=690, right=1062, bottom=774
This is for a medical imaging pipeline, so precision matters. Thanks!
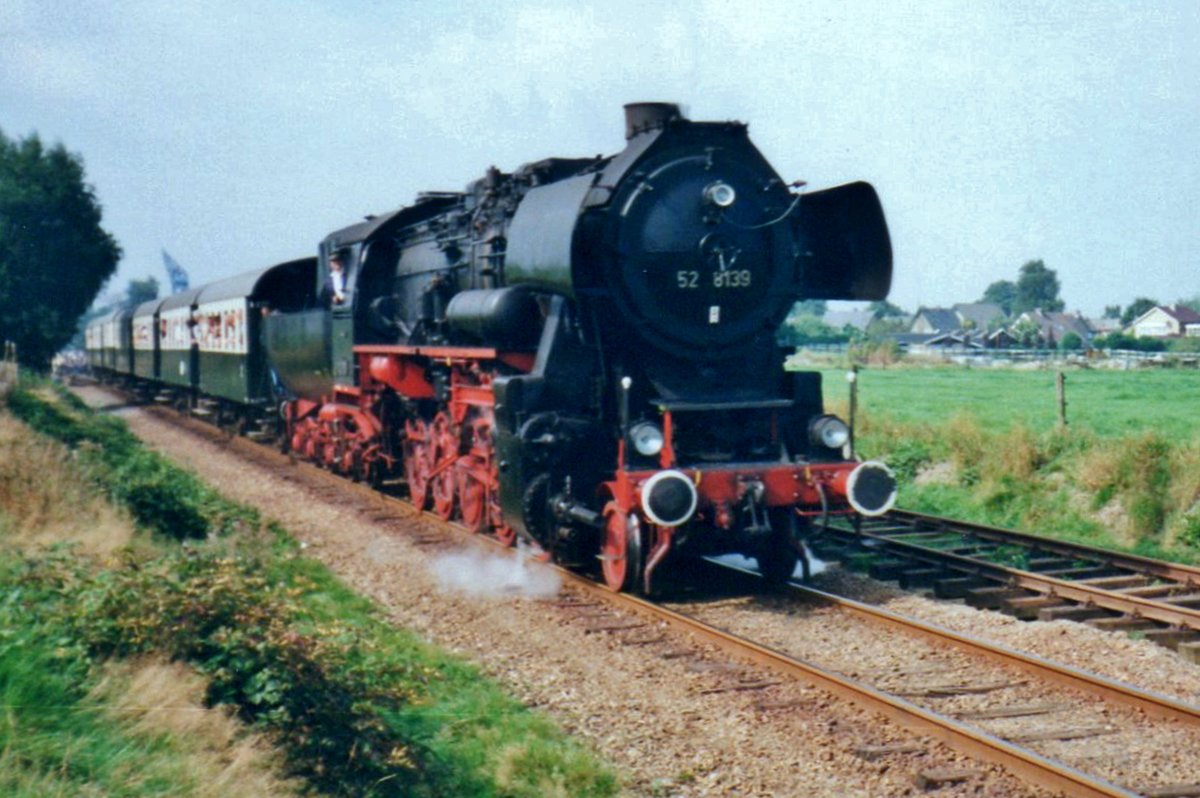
left=704, top=181, right=737, bottom=209
left=629, top=421, right=665, bottom=457
left=809, top=414, right=850, bottom=450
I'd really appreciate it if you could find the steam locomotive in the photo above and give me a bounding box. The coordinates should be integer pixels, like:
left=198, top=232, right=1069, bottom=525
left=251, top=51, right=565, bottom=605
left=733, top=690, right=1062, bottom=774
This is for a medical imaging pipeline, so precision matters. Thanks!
left=87, top=103, right=897, bottom=593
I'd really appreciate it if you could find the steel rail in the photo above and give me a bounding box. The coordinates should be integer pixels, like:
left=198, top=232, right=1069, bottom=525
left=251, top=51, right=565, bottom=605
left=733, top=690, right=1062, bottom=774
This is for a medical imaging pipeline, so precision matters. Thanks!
left=565, top=573, right=1140, bottom=798
left=839, top=525, right=1200, bottom=631
left=886, top=509, right=1200, bottom=586
left=785, top=575, right=1200, bottom=725
left=702, top=559, right=1200, bottom=726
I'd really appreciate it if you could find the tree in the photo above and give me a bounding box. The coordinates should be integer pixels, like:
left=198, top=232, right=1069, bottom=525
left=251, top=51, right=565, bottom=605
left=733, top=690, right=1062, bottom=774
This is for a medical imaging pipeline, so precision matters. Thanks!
left=790, top=299, right=827, bottom=318
left=1013, top=260, right=1063, bottom=314
left=780, top=314, right=848, bottom=346
left=0, top=130, right=121, bottom=369
left=865, top=315, right=909, bottom=337
left=1103, top=304, right=1122, bottom=320
left=126, top=276, right=159, bottom=308
left=1059, top=331, right=1083, bottom=351
left=1176, top=295, right=1200, bottom=315
left=981, top=280, right=1017, bottom=315
left=1009, top=317, right=1043, bottom=348
left=868, top=299, right=905, bottom=319
left=1120, top=296, right=1158, bottom=326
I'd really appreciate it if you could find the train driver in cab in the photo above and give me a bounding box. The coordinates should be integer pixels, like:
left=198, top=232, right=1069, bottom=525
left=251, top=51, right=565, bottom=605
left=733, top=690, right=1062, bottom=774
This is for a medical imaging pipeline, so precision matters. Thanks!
left=323, top=251, right=347, bottom=306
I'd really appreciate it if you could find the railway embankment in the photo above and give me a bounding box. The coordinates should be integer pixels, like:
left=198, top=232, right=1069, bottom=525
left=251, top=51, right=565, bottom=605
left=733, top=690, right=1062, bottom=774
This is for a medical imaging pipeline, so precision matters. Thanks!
left=63, top=377, right=1200, bottom=796
left=63, top=383, right=1065, bottom=796
left=0, top=381, right=616, bottom=798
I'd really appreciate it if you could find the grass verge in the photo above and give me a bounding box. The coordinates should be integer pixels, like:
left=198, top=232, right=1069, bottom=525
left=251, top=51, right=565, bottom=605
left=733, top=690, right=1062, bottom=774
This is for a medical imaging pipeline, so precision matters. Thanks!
left=1, top=381, right=617, bottom=797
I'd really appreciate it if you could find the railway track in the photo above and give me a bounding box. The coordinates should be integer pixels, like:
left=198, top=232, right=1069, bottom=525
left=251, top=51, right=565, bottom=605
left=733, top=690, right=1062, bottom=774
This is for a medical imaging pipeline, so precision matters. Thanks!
left=124, top=398, right=1200, bottom=798
left=815, top=510, right=1200, bottom=659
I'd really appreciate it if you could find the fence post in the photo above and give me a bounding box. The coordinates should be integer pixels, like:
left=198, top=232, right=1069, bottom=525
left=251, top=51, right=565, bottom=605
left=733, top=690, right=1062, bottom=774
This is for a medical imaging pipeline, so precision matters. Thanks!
left=1056, top=371, right=1067, bottom=428
left=847, top=365, right=859, bottom=459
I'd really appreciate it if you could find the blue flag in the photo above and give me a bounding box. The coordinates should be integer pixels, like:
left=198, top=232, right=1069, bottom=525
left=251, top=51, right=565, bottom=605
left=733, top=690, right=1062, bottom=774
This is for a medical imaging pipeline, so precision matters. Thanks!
left=162, top=250, right=189, bottom=294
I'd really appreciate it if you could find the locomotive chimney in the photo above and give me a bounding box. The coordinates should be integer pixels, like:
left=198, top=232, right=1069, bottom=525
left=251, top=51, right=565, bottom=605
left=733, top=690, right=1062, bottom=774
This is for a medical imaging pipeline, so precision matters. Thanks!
left=623, top=102, right=682, bottom=139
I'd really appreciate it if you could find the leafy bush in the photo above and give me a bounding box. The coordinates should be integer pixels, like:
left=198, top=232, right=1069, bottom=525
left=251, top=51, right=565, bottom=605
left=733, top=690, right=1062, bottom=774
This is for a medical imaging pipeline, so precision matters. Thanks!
left=780, top=314, right=851, bottom=345
left=1176, top=509, right=1200, bottom=550
left=68, top=550, right=431, bottom=796
left=849, top=338, right=903, bottom=365
left=1093, top=332, right=1166, bottom=352
left=880, top=438, right=931, bottom=482
left=6, top=387, right=257, bottom=540
left=1059, top=331, right=1083, bottom=351
left=1169, top=336, right=1200, bottom=353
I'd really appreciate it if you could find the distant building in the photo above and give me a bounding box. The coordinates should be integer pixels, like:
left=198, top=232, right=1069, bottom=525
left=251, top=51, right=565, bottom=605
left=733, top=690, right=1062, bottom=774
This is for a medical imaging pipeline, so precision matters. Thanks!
left=951, top=302, right=1006, bottom=331
left=985, top=328, right=1017, bottom=348
left=878, top=333, right=927, bottom=352
left=1086, top=317, right=1122, bottom=336
left=910, top=303, right=1006, bottom=336
left=1127, top=304, right=1200, bottom=338
left=1015, top=310, right=1093, bottom=347
left=909, top=307, right=961, bottom=335
left=925, top=331, right=983, bottom=349
left=823, top=309, right=876, bottom=333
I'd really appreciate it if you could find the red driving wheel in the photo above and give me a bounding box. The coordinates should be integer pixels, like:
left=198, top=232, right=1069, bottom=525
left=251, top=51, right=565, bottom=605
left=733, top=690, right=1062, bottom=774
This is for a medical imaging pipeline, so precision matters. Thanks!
left=601, top=502, right=644, bottom=593
left=403, top=418, right=430, bottom=510
left=456, top=457, right=488, bottom=534
left=430, top=412, right=457, bottom=521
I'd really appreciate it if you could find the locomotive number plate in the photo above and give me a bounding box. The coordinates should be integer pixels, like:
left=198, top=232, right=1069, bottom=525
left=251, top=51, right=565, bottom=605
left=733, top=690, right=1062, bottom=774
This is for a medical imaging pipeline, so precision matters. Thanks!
left=675, top=269, right=753, bottom=289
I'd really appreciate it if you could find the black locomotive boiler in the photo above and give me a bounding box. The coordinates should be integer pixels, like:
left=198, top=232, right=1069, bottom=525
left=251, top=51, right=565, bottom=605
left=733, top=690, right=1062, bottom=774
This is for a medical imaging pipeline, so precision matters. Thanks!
left=91, top=102, right=898, bottom=594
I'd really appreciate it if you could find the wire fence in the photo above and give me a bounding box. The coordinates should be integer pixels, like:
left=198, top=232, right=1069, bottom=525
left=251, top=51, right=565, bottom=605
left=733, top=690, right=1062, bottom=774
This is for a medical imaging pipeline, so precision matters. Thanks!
left=794, top=342, right=1200, bottom=369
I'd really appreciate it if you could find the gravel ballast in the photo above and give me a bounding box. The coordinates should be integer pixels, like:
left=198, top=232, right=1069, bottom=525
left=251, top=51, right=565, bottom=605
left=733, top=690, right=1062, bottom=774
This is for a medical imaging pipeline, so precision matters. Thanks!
left=74, top=386, right=1200, bottom=796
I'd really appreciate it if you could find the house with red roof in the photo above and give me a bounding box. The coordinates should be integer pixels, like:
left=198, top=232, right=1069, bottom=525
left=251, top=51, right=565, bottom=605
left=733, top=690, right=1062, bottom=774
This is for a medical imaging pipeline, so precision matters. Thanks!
left=1126, top=304, right=1200, bottom=338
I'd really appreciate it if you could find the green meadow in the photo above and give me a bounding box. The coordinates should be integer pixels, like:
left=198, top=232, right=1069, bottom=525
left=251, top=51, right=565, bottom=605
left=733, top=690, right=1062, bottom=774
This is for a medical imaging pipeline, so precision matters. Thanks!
left=817, top=366, right=1200, bottom=441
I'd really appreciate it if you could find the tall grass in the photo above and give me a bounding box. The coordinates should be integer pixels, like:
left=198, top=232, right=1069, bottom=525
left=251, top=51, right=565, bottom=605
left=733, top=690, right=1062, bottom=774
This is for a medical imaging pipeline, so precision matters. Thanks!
left=0, top=415, right=135, bottom=555
left=5, top=384, right=259, bottom=541
left=807, top=364, right=1200, bottom=560
left=852, top=406, right=1200, bottom=562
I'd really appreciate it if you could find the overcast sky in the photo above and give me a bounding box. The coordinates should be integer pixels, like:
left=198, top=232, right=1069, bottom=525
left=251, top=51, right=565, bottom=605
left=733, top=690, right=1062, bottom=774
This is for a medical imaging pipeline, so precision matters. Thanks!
left=4, top=0, right=1197, bottom=316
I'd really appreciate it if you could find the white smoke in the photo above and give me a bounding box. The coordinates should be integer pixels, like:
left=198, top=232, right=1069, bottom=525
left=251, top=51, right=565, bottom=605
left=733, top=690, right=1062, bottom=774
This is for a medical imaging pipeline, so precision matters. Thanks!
left=431, top=545, right=562, bottom=599
left=712, top=541, right=828, bottom=579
